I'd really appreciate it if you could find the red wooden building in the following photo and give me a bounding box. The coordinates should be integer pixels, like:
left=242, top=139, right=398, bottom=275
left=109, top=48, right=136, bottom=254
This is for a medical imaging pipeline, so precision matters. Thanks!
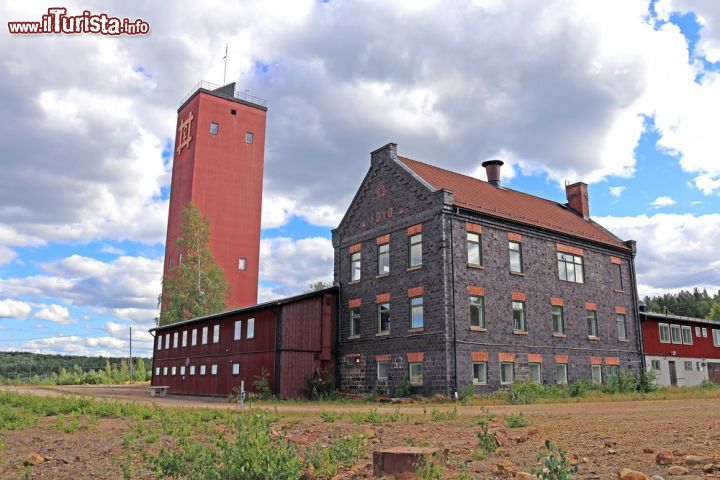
left=150, top=288, right=337, bottom=398
left=641, top=310, right=720, bottom=386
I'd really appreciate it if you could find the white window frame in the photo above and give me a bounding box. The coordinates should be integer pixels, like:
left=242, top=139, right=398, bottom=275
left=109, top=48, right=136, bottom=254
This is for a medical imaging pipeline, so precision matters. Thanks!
left=182, top=330, right=187, bottom=347
left=695, top=326, right=702, bottom=337
left=410, top=296, right=424, bottom=330
left=591, top=364, right=602, bottom=384
left=349, top=308, right=360, bottom=337
left=509, top=241, right=523, bottom=273
left=377, top=361, right=388, bottom=380
left=232, top=363, right=240, bottom=375
left=467, top=232, right=482, bottom=266
left=473, top=362, right=488, bottom=385
left=684, top=361, right=693, bottom=371
left=234, top=320, right=243, bottom=340
left=210, top=121, right=219, bottom=135
left=409, top=362, right=423, bottom=386
left=163, top=366, right=168, bottom=375
left=180, top=366, right=186, bottom=376
left=350, top=251, right=361, bottom=282
left=189, top=365, right=195, bottom=375
left=650, top=360, right=661, bottom=371
left=210, top=364, right=218, bottom=376
left=171, top=366, right=176, bottom=376
left=555, top=364, right=568, bottom=384
left=238, top=258, right=247, bottom=271
left=529, top=363, right=542, bottom=383
left=702, top=328, right=708, bottom=338
left=200, top=365, right=206, bottom=375
left=192, top=329, right=197, bottom=346
left=670, top=324, right=682, bottom=344
left=616, top=314, right=628, bottom=341
left=377, top=243, right=390, bottom=275
left=157, top=336, right=163, bottom=350
left=659, top=323, right=670, bottom=343
left=409, top=233, right=422, bottom=268
left=202, top=326, right=208, bottom=345
left=470, top=295, right=485, bottom=329
left=512, top=301, right=526, bottom=333
left=713, top=329, right=720, bottom=347
left=552, top=306, right=565, bottom=335
left=155, top=367, right=160, bottom=376
left=681, top=325, right=693, bottom=345
left=500, top=362, right=514, bottom=385
left=173, top=332, right=178, bottom=348
left=247, top=318, right=255, bottom=339
left=213, top=324, right=220, bottom=343
left=165, top=334, right=170, bottom=349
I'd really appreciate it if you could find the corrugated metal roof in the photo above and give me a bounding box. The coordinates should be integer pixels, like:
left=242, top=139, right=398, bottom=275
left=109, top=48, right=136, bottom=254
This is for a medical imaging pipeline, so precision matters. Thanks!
left=397, top=156, right=628, bottom=249
left=640, top=310, right=720, bottom=327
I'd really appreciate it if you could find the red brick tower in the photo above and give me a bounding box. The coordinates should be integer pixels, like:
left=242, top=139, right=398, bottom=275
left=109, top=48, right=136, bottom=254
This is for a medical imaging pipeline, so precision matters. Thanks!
left=163, top=82, right=266, bottom=309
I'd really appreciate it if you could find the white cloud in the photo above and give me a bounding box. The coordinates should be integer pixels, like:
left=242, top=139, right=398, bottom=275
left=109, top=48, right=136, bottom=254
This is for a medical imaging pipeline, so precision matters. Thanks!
left=650, top=195, right=677, bottom=207
left=100, top=245, right=125, bottom=255
left=0, top=299, right=32, bottom=319
left=259, top=236, right=333, bottom=300
left=609, top=186, right=626, bottom=197
left=656, top=0, right=720, bottom=62
left=34, top=304, right=73, bottom=325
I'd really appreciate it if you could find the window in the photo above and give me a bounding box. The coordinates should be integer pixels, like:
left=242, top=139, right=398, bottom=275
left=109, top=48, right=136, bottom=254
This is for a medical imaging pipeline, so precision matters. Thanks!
left=246, top=131, right=253, bottom=144
left=182, top=330, right=187, bottom=347
left=684, top=361, right=693, bottom=371
left=171, top=366, right=176, bottom=375
left=650, top=360, right=661, bottom=370
left=202, top=327, right=208, bottom=345
left=232, top=363, right=240, bottom=375
left=473, top=362, right=488, bottom=385
left=378, top=303, right=390, bottom=333
left=670, top=324, right=682, bottom=344
left=191, top=329, right=198, bottom=346
left=470, top=296, right=485, bottom=329
left=681, top=326, right=693, bottom=345
left=165, top=334, right=169, bottom=349
left=155, top=367, right=160, bottom=376
left=408, top=234, right=422, bottom=268
left=592, top=365, right=602, bottom=384
left=180, top=366, right=186, bottom=376
left=410, top=296, right=424, bottom=330
left=552, top=306, right=565, bottom=335
left=349, top=308, right=360, bottom=336
left=178, top=253, right=182, bottom=265
left=409, top=362, right=423, bottom=385
left=247, top=318, right=255, bottom=339
left=529, top=363, right=542, bottom=383
left=696, top=362, right=702, bottom=371
left=234, top=320, right=243, bottom=340
left=500, top=362, right=514, bottom=384
left=612, top=263, right=623, bottom=290
left=512, top=301, right=527, bottom=332
left=230, top=109, right=236, bottom=116
left=509, top=241, right=523, bottom=273
left=377, top=361, right=388, bottom=380
left=168, top=256, right=173, bottom=270
left=695, top=326, right=701, bottom=337
left=713, top=329, right=720, bottom=347
left=377, top=243, right=390, bottom=275
left=350, top=252, right=361, bottom=281
left=163, top=367, right=168, bottom=375
left=555, top=364, right=568, bottom=384
left=586, top=310, right=598, bottom=337
left=211, top=364, right=218, bottom=375
left=606, top=365, right=619, bottom=383
left=557, top=252, right=584, bottom=283
left=702, top=328, right=708, bottom=338
left=659, top=323, right=670, bottom=343
left=467, top=232, right=482, bottom=266
left=173, top=332, right=178, bottom=348
left=213, top=324, right=220, bottom=343
left=157, top=336, right=162, bottom=350
left=238, top=258, right=247, bottom=271
left=200, top=365, right=206, bottom=375
left=210, top=122, right=219, bottom=135
left=189, top=365, right=195, bottom=375
left=617, top=314, right=628, bottom=341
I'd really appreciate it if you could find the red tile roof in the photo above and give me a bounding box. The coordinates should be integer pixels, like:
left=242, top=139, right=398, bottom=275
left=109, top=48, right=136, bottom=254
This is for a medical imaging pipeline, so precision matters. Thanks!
left=397, top=156, right=627, bottom=249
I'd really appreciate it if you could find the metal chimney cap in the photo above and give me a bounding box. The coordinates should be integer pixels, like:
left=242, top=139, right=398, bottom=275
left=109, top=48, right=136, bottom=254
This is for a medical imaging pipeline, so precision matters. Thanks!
left=482, top=159, right=504, bottom=168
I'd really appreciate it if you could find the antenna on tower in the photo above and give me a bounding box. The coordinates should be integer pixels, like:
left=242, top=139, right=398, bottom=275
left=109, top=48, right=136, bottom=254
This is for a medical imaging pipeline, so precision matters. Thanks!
left=222, top=43, right=228, bottom=85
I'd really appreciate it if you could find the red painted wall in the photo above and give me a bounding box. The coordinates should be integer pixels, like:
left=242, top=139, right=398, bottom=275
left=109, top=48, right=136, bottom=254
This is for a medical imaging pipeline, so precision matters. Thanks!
left=642, top=316, right=720, bottom=359
left=163, top=89, right=266, bottom=310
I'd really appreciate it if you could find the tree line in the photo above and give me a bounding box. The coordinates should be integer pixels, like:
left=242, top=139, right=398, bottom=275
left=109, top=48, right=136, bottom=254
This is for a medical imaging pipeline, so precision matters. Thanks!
left=643, top=288, right=720, bottom=320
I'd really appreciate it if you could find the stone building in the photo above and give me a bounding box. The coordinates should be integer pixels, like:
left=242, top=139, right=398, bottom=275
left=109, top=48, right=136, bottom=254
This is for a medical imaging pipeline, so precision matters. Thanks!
left=332, top=143, right=643, bottom=396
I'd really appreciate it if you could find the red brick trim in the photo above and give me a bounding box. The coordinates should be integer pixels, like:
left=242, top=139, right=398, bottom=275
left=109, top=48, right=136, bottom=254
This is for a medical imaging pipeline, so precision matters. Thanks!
left=556, top=243, right=584, bottom=256
left=615, top=306, right=627, bottom=314
left=590, top=356, right=603, bottom=365
left=348, top=298, right=362, bottom=308
left=550, top=297, right=564, bottom=307
left=466, top=223, right=483, bottom=234
left=527, top=353, right=543, bottom=363
left=585, top=302, right=597, bottom=311
left=376, top=293, right=390, bottom=304
left=407, top=287, right=424, bottom=298
left=499, top=352, right=516, bottom=363
left=468, top=286, right=485, bottom=296
left=376, top=234, right=390, bottom=245
left=375, top=354, right=390, bottom=362
left=349, top=243, right=362, bottom=254
left=605, top=356, right=620, bottom=366
left=511, top=291, right=526, bottom=302
left=407, top=352, right=424, bottom=363
left=471, top=351, right=489, bottom=362
left=508, top=232, right=523, bottom=243
left=407, top=224, right=423, bottom=235
left=555, top=354, right=569, bottom=364
left=610, top=256, right=622, bottom=265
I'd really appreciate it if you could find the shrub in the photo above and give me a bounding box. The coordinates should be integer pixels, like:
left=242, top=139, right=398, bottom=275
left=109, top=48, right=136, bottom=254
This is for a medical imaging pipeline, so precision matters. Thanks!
left=635, top=369, right=658, bottom=393
left=303, top=369, right=338, bottom=400
left=699, top=379, right=719, bottom=390
left=509, top=380, right=544, bottom=404
left=253, top=368, right=273, bottom=400
left=457, top=384, right=475, bottom=405
left=319, top=410, right=341, bottom=423
left=396, top=376, right=411, bottom=398
left=414, top=451, right=444, bottom=480
left=506, top=413, right=529, bottom=428
left=531, top=439, right=577, bottom=480
left=476, top=420, right=498, bottom=455
left=568, top=379, right=590, bottom=398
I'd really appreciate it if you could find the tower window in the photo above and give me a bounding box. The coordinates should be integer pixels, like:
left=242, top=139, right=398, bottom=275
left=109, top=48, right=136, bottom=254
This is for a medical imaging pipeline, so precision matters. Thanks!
left=210, top=122, right=219, bottom=135
left=246, top=131, right=254, bottom=144
left=238, top=258, right=247, bottom=270
left=230, top=109, right=237, bottom=116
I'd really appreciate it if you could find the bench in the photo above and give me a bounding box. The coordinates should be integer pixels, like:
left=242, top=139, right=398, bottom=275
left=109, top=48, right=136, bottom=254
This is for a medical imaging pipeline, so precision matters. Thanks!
left=148, top=386, right=169, bottom=397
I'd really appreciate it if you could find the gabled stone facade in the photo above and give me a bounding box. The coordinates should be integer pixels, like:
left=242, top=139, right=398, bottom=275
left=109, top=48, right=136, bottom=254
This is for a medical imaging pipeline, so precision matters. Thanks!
left=332, top=143, right=643, bottom=396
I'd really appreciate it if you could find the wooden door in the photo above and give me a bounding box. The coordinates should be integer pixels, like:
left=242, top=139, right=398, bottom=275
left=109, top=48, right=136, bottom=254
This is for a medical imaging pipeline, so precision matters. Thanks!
left=668, top=361, right=677, bottom=386
left=708, top=363, right=720, bottom=384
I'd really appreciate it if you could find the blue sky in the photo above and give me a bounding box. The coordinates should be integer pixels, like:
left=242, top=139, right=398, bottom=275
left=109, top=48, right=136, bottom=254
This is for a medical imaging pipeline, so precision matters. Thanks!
left=1, top=0, right=719, bottom=357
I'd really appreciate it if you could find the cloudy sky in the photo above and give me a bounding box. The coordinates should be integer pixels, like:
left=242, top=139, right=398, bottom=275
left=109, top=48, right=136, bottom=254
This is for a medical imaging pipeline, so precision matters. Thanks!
left=1, top=0, right=719, bottom=358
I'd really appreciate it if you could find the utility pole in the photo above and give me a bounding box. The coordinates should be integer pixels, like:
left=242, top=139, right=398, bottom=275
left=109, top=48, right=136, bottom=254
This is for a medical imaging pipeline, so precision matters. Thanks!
left=129, top=326, right=133, bottom=384
left=222, top=43, right=228, bottom=85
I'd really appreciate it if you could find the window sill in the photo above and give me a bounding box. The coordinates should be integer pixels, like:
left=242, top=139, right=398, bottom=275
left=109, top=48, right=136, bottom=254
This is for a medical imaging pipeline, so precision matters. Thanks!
left=407, top=265, right=423, bottom=272
left=552, top=333, right=567, bottom=338
left=614, top=289, right=625, bottom=293
left=377, top=378, right=388, bottom=382
left=587, top=335, right=599, bottom=341
left=408, top=328, right=425, bottom=334
left=376, top=331, right=390, bottom=337
left=618, top=339, right=629, bottom=343
left=473, top=382, right=487, bottom=386
left=376, top=273, right=390, bottom=279
left=348, top=280, right=361, bottom=285
left=513, top=330, right=528, bottom=335
left=347, top=335, right=360, bottom=340
left=510, top=271, right=525, bottom=276
left=469, top=326, right=487, bottom=332
left=467, top=263, right=484, bottom=270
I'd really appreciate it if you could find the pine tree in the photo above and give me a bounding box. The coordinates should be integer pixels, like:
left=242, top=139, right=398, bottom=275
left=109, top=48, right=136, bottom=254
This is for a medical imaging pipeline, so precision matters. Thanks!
left=158, top=203, right=230, bottom=325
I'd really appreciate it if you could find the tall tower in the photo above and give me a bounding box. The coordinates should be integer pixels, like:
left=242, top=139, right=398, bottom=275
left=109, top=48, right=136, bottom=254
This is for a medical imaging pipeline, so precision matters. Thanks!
left=163, top=82, right=266, bottom=309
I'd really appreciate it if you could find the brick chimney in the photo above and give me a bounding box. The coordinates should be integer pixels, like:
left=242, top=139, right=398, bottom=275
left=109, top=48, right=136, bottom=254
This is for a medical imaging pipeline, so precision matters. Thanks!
left=482, top=160, right=504, bottom=187
left=566, top=182, right=589, bottom=219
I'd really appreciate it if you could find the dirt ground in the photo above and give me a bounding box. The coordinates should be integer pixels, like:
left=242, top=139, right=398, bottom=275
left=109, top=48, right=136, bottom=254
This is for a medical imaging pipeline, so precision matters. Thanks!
left=1, top=385, right=719, bottom=479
